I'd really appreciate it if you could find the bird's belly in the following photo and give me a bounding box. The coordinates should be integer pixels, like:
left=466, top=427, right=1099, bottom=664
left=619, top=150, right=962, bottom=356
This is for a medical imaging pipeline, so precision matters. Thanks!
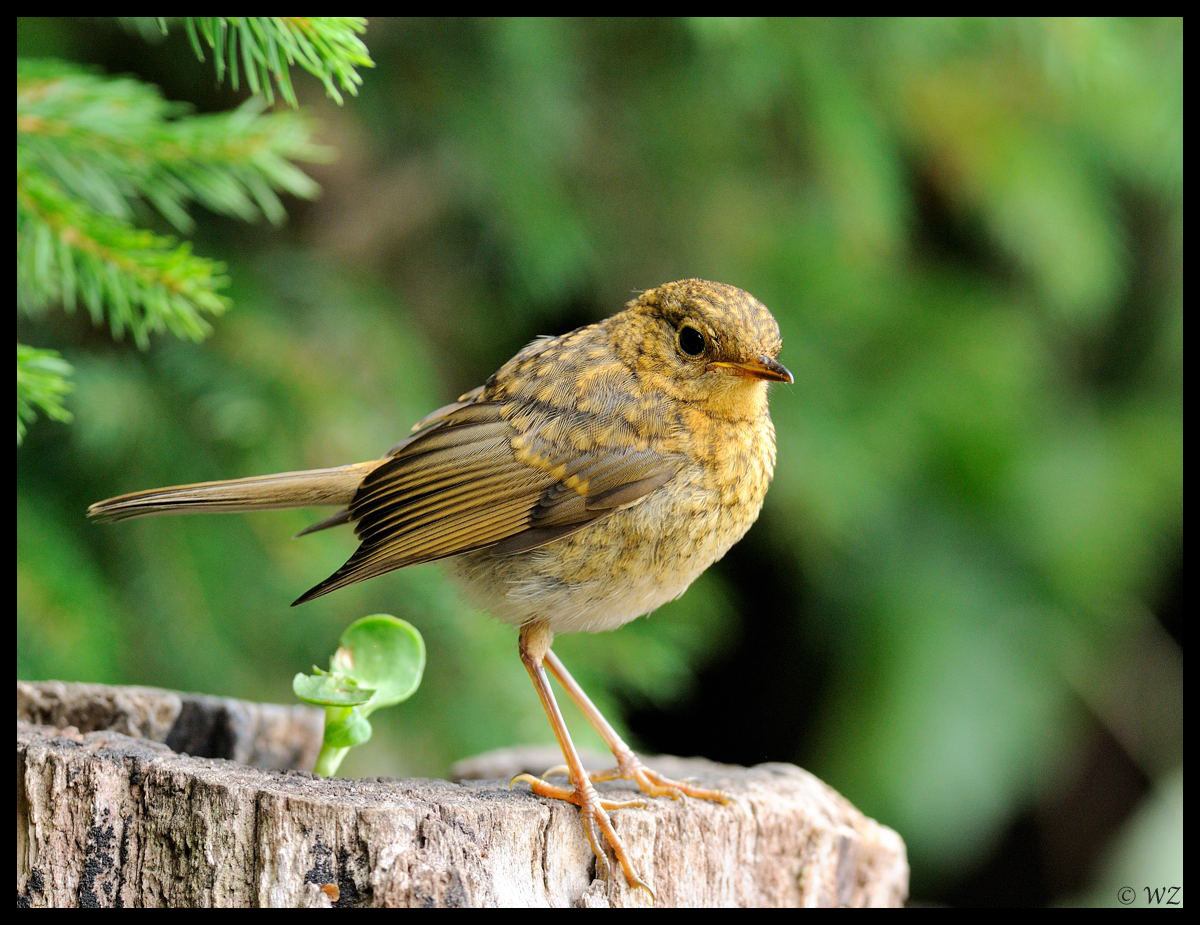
left=451, top=461, right=768, bottom=635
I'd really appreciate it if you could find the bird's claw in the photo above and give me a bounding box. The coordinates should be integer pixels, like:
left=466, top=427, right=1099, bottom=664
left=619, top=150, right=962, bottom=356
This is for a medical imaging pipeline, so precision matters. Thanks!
left=511, top=772, right=655, bottom=898
left=510, top=772, right=647, bottom=811
left=622, top=762, right=733, bottom=804
left=539, top=761, right=729, bottom=804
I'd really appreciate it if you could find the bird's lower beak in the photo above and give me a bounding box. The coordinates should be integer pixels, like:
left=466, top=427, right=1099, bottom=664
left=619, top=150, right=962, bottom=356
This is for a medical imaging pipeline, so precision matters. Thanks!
left=707, top=356, right=794, bottom=384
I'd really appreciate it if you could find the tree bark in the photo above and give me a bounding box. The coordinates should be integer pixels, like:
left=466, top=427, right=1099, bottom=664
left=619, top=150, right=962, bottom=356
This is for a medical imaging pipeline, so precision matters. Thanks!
left=16, top=681, right=908, bottom=907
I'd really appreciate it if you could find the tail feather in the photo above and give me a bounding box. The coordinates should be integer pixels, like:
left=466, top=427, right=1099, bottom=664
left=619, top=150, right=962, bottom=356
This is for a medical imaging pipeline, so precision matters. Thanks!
left=87, top=460, right=385, bottom=523
left=294, top=509, right=354, bottom=537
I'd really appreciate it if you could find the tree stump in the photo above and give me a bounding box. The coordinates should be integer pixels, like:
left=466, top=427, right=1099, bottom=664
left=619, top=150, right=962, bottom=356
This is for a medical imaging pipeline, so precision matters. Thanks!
left=16, top=681, right=908, bottom=907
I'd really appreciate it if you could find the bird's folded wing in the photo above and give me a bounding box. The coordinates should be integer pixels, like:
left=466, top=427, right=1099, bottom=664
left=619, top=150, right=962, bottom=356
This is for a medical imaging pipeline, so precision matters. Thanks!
left=293, top=401, right=682, bottom=604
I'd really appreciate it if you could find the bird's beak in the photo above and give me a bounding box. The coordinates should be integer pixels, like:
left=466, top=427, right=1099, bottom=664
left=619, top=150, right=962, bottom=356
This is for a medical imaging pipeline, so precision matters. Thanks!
left=706, top=356, right=794, bottom=384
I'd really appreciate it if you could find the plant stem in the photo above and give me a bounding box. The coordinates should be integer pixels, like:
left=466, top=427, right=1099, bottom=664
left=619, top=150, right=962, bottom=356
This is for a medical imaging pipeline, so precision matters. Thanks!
left=313, top=744, right=350, bottom=777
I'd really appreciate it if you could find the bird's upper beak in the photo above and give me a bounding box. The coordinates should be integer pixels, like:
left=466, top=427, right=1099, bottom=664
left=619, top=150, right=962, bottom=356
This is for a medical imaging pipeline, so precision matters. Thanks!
left=706, top=356, right=794, bottom=384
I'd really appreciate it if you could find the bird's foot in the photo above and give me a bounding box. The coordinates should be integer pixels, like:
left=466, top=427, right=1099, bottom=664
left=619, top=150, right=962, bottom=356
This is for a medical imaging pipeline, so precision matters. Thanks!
left=510, top=772, right=654, bottom=898
left=510, top=772, right=647, bottom=811
left=541, top=755, right=732, bottom=804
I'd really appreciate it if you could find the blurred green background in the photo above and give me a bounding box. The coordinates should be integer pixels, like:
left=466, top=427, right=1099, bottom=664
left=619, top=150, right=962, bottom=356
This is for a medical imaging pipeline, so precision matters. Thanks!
left=17, top=18, right=1181, bottom=907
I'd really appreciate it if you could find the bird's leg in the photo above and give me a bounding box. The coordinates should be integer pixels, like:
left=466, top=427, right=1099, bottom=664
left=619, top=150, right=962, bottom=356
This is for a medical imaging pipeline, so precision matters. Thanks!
left=542, top=648, right=732, bottom=805
left=510, top=620, right=653, bottom=895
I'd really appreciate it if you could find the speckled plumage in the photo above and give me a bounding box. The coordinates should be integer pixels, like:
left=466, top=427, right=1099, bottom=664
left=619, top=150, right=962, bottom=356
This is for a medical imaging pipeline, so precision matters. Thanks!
left=454, top=287, right=781, bottom=633
left=88, top=279, right=791, bottom=894
left=291, top=279, right=788, bottom=633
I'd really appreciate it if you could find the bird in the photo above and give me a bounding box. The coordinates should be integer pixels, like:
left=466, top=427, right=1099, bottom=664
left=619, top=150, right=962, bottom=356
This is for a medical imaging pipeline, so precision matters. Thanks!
left=88, top=278, right=792, bottom=895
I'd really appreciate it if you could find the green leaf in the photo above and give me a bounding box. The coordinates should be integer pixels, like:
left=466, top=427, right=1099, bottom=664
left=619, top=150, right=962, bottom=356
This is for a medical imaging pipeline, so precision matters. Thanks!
left=334, top=614, right=426, bottom=712
left=292, top=671, right=375, bottom=707
left=298, top=614, right=426, bottom=776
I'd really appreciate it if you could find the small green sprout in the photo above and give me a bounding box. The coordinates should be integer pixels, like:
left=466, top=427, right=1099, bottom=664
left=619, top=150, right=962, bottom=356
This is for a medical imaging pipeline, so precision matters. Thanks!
left=293, top=613, right=425, bottom=777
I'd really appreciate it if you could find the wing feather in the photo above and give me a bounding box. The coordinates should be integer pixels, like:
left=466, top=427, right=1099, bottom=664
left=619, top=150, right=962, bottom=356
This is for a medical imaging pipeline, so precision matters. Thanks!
left=293, top=400, right=683, bottom=605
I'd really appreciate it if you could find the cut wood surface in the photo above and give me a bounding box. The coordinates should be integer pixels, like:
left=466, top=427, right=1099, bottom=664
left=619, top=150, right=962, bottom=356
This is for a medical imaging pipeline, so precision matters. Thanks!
left=16, top=681, right=908, bottom=907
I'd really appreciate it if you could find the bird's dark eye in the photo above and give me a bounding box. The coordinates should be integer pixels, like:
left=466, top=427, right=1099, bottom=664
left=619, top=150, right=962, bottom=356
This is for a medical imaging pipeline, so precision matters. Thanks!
left=677, top=325, right=707, bottom=357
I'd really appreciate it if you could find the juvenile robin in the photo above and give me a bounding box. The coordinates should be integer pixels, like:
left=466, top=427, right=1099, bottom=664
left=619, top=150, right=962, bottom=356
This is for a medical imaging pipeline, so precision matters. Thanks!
left=88, top=278, right=792, bottom=894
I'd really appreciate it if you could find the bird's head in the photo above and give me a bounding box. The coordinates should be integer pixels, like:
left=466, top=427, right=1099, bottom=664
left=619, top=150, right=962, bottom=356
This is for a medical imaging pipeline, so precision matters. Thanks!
left=614, top=279, right=792, bottom=416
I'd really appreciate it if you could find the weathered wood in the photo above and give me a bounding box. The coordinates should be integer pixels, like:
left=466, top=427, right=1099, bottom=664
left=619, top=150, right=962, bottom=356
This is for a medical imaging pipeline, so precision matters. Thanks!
left=16, top=680, right=323, bottom=771
left=16, top=682, right=908, bottom=907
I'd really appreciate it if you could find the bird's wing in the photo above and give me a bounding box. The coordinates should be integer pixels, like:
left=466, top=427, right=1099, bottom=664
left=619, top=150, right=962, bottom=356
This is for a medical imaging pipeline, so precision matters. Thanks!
left=293, top=400, right=682, bottom=604
left=297, top=387, right=491, bottom=537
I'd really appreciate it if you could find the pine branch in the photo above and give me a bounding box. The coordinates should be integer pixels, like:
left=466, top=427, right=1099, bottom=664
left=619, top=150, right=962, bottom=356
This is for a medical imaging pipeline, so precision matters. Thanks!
left=16, top=55, right=333, bottom=444
left=17, top=60, right=326, bottom=233
left=17, top=344, right=74, bottom=444
left=17, top=165, right=230, bottom=347
left=170, top=17, right=373, bottom=107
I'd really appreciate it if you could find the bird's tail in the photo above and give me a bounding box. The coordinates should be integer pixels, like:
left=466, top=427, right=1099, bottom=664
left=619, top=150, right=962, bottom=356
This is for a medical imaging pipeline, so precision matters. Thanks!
left=87, top=460, right=385, bottom=523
